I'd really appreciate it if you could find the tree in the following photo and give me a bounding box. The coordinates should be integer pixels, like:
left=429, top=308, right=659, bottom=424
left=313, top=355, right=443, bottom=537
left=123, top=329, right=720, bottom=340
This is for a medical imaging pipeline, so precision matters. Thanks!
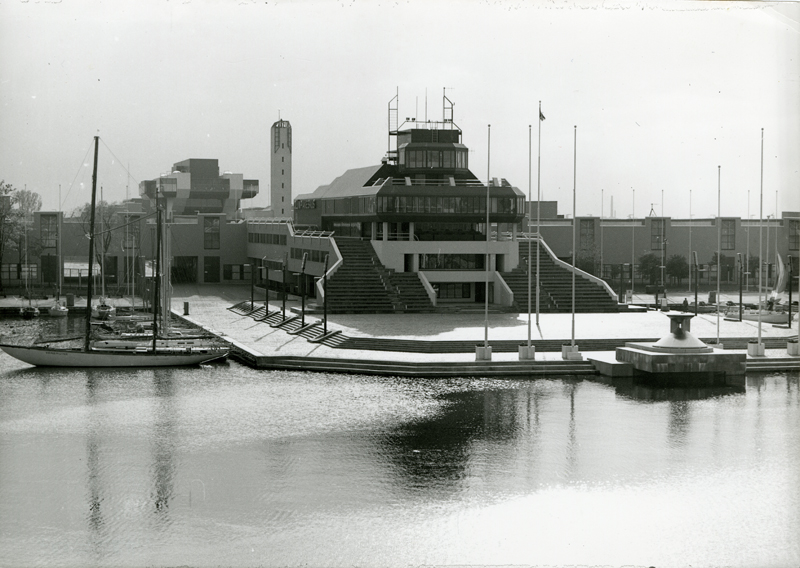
left=0, top=182, right=43, bottom=295
left=576, top=244, right=599, bottom=276
left=638, top=253, right=661, bottom=285
left=74, top=200, right=122, bottom=290
left=665, top=254, right=689, bottom=286
left=0, top=182, right=16, bottom=295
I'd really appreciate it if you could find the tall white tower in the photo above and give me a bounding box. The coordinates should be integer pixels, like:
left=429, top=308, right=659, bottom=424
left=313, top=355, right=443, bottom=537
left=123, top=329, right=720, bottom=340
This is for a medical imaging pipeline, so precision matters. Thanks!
left=270, top=119, right=292, bottom=218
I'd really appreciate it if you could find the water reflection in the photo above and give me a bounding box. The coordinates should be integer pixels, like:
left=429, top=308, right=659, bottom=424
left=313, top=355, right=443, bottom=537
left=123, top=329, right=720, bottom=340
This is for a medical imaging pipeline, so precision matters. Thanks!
left=151, top=369, right=177, bottom=524
left=592, top=375, right=746, bottom=401
left=1, top=363, right=797, bottom=568
left=85, top=373, right=106, bottom=562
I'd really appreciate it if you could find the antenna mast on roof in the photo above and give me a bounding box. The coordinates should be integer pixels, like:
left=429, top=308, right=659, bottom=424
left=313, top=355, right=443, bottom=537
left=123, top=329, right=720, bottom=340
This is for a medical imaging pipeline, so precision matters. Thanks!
left=443, top=87, right=455, bottom=124
left=387, top=87, right=399, bottom=164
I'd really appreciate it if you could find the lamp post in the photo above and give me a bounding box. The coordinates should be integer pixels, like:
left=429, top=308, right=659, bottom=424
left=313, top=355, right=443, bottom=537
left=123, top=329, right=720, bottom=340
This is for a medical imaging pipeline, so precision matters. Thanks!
left=737, top=253, right=743, bottom=321
left=262, top=256, right=270, bottom=314
left=282, top=253, right=288, bottom=321
left=250, top=263, right=255, bottom=310
left=299, top=252, right=307, bottom=327
left=322, top=254, right=329, bottom=336
left=693, top=251, right=699, bottom=317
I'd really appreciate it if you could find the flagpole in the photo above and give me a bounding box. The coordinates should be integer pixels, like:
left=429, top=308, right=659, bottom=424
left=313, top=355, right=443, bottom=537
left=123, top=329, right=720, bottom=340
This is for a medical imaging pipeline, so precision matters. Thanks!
left=484, top=124, right=491, bottom=353
left=536, top=102, right=543, bottom=325
left=527, top=124, right=532, bottom=351
left=758, top=128, right=764, bottom=347
left=631, top=188, right=635, bottom=300
left=571, top=125, right=577, bottom=347
left=716, top=165, right=721, bottom=346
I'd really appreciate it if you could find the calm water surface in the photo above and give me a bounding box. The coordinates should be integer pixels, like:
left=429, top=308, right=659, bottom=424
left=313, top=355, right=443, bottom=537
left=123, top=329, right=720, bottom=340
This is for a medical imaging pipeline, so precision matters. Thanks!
left=0, top=351, right=798, bottom=567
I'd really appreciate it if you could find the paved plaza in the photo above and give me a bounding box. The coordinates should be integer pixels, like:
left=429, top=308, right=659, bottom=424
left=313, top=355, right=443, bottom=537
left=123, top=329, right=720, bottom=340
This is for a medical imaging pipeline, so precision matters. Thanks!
left=170, top=284, right=798, bottom=363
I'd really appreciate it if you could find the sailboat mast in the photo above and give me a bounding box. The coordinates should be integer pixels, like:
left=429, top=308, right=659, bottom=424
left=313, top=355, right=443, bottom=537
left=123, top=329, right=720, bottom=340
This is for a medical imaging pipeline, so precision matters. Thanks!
left=84, top=136, right=99, bottom=352
left=152, top=193, right=161, bottom=353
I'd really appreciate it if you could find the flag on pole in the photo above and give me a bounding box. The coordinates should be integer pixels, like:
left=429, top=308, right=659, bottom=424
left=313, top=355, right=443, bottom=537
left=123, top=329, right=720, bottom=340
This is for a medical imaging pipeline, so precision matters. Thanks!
left=539, top=110, right=545, bottom=121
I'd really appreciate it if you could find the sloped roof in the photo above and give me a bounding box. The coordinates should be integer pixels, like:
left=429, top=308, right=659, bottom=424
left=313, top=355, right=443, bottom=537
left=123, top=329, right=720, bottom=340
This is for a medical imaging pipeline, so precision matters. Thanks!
left=300, top=165, right=384, bottom=201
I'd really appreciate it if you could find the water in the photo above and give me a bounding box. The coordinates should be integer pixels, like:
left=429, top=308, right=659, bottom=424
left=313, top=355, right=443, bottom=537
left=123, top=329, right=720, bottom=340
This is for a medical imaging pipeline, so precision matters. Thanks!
left=0, top=351, right=798, bottom=567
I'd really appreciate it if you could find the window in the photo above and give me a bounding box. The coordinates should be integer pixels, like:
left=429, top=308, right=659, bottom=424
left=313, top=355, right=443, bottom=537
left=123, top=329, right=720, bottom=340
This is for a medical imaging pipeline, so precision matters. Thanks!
left=580, top=219, right=595, bottom=249
left=435, top=283, right=471, bottom=299
left=651, top=219, right=665, bottom=250
left=721, top=219, right=735, bottom=250
left=790, top=219, right=800, bottom=250
left=203, top=217, right=220, bottom=249
left=40, top=215, right=58, bottom=248
left=419, top=253, right=485, bottom=270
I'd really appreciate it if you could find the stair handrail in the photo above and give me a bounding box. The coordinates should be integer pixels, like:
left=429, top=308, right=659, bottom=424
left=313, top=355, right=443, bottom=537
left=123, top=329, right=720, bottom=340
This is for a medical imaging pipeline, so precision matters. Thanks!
left=314, top=237, right=343, bottom=303
left=495, top=273, right=514, bottom=307
left=530, top=235, right=619, bottom=303
left=417, top=271, right=437, bottom=307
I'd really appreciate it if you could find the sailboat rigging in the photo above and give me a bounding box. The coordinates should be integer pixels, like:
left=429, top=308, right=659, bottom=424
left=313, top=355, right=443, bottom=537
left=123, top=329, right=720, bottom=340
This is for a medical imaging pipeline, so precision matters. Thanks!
left=0, top=136, right=228, bottom=367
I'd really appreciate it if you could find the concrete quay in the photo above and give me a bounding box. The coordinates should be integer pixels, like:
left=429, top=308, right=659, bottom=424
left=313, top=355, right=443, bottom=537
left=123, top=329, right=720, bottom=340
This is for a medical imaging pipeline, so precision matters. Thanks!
left=172, top=285, right=800, bottom=378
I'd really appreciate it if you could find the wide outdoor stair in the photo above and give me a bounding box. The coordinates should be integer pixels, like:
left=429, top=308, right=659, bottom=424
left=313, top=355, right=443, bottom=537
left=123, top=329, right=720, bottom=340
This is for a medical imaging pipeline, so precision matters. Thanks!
left=386, top=272, right=436, bottom=313
left=326, top=238, right=435, bottom=314
left=325, top=238, right=396, bottom=313
left=502, top=245, right=618, bottom=313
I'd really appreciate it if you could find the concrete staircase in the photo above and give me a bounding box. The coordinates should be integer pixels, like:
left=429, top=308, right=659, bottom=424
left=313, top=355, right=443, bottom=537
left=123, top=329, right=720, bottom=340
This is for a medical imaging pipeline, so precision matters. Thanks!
left=325, top=238, right=397, bottom=313
left=502, top=244, right=618, bottom=313
left=325, top=238, right=435, bottom=314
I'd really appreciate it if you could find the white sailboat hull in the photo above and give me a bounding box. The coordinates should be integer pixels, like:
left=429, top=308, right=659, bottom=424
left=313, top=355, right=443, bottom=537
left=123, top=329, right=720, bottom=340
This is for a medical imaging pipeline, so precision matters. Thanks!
left=0, top=344, right=228, bottom=368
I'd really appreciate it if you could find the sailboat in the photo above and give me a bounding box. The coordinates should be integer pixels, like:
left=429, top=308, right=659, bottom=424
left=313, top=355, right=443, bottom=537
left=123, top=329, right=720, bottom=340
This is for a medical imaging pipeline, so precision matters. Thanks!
left=726, top=253, right=795, bottom=324
left=91, top=190, right=116, bottom=320
left=20, top=217, right=39, bottom=319
left=48, top=206, right=68, bottom=317
left=0, top=136, right=228, bottom=367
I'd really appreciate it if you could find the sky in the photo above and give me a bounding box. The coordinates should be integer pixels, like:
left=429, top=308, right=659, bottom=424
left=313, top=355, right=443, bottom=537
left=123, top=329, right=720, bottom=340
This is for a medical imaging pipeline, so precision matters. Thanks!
left=1, top=0, right=798, bottom=221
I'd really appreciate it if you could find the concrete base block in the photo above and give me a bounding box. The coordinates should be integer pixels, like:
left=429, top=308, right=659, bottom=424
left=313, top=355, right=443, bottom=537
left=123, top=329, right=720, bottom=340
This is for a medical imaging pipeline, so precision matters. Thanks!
left=617, top=345, right=746, bottom=378
left=788, top=340, right=799, bottom=356
left=562, top=344, right=579, bottom=359
left=747, top=342, right=765, bottom=357
left=476, top=346, right=492, bottom=361
left=518, top=345, right=536, bottom=360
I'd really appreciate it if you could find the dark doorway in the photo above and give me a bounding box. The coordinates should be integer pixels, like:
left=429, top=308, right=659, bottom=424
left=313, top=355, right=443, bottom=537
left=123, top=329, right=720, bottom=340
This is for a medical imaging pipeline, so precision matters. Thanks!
left=475, top=282, right=485, bottom=303
left=41, top=255, right=58, bottom=284
left=203, top=256, right=220, bottom=283
left=173, top=256, right=198, bottom=284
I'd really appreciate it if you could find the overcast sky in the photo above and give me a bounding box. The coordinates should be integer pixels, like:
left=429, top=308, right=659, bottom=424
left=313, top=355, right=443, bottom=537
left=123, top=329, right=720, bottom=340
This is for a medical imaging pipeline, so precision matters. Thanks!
left=1, top=0, right=798, bottom=220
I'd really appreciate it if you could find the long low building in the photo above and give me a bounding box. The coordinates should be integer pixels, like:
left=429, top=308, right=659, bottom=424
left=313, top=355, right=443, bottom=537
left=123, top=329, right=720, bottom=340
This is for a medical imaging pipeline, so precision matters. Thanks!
left=5, top=105, right=798, bottom=312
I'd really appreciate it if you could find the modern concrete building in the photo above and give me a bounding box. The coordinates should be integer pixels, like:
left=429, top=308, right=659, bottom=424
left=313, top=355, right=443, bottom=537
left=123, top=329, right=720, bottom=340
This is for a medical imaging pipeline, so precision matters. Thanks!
left=139, top=159, right=259, bottom=219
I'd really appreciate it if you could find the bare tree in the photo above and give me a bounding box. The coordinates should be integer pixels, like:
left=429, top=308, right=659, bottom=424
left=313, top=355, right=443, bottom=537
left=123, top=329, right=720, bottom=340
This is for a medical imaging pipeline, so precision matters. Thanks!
left=75, top=200, right=122, bottom=290
left=0, top=183, right=43, bottom=295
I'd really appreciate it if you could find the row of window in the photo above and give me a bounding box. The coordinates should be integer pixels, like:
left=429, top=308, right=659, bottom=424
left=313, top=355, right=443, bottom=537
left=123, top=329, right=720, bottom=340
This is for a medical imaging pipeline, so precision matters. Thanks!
left=1, top=264, right=37, bottom=280
left=399, top=148, right=468, bottom=170
left=378, top=195, right=522, bottom=215
left=248, top=232, right=288, bottom=246
left=419, top=254, right=486, bottom=271
left=223, top=264, right=251, bottom=281
left=290, top=247, right=330, bottom=264
left=434, top=283, right=472, bottom=299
